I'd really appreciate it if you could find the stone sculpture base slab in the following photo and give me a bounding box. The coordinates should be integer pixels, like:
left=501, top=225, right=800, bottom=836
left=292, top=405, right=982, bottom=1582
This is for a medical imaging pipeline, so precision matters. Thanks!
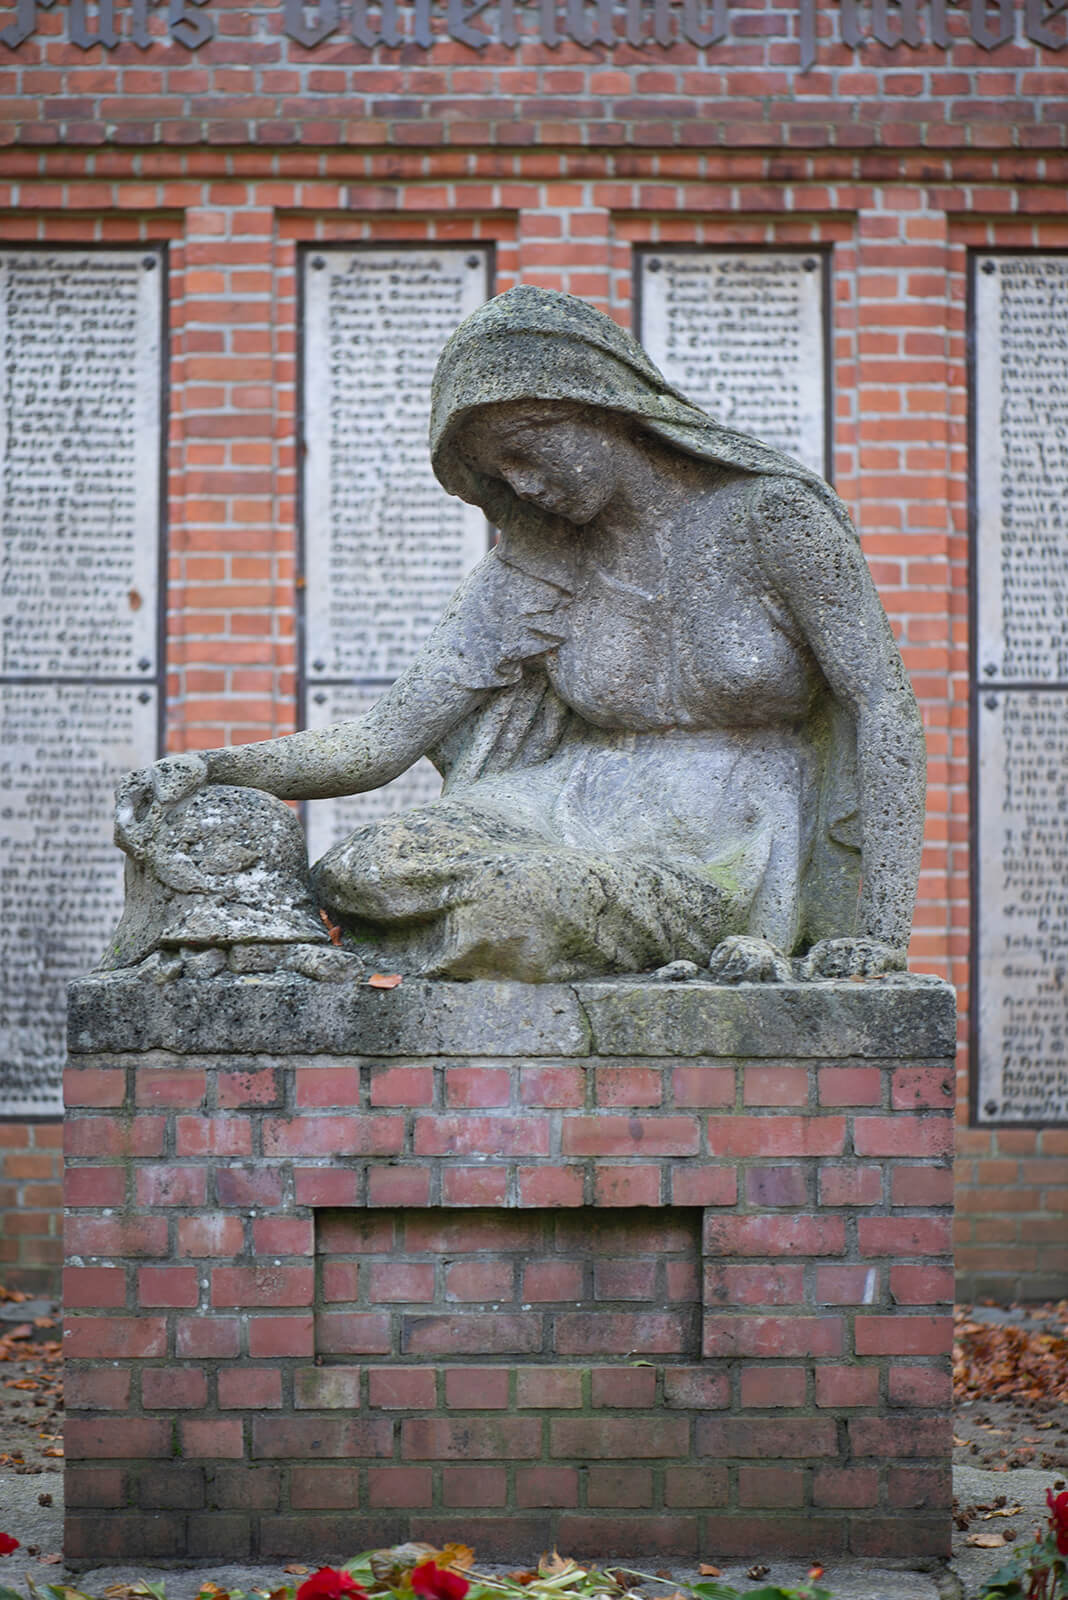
left=64, top=969, right=955, bottom=1563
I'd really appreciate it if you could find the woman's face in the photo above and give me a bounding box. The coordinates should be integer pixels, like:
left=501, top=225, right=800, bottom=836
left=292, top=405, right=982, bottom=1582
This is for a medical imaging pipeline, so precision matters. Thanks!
left=457, top=402, right=626, bottom=525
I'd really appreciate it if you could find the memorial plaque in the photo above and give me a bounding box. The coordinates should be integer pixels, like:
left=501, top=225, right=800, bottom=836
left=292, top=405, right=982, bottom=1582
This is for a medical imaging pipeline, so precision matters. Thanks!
left=0, top=249, right=164, bottom=1118
left=637, top=249, right=829, bottom=478
left=975, top=692, right=1068, bottom=1125
left=301, top=245, right=490, bottom=854
left=302, top=246, right=491, bottom=683
left=0, top=251, right=162, bottom=678
left=974, top=255, right=1068, bottom=684
left=0, top=684, right=158, bottom=1116
left=972, top=253, right=1068, bottom=1125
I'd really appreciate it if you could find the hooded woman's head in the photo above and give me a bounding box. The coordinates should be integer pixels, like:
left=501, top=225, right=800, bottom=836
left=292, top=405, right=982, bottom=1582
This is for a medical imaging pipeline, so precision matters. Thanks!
left=429, top=284, right=847, bottom=536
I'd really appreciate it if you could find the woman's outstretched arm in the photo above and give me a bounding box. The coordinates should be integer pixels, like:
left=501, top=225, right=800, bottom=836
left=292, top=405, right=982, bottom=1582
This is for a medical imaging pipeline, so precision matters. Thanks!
left=202, top=659, right=486, bottom=801
left=750, top=479, right=927, bottom=955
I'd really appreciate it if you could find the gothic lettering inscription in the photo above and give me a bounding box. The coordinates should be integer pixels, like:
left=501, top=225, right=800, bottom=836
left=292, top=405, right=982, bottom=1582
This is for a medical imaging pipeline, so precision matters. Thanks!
left=973, top=253, right=1068, bottom=1125
left=976, top=693, right=1068, bottom=1124
left=975, top=255, right=1068, bottom=683
left=0, top=250, right=162, bottom=1118
left=0, top=251, right=161, bottom=677
left=638, top=250, right=828, bottom=478
left=0, top=685, right=158, bottom=1115
left=301, top=246, right=490, bottom=849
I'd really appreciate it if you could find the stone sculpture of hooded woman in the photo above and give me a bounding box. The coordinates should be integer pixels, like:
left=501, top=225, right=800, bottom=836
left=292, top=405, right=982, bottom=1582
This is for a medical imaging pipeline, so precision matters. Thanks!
left=113, top=286, right=926, bottom=983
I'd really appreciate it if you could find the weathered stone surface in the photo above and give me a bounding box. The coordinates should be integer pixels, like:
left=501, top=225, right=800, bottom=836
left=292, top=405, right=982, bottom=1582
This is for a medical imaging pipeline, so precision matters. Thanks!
left=68, top=970, right=952, bottom=1061
left=112, top=287, right=927, bottom=985
left=579, top=973, right=956, bottom=1060
left=107, top=780, right=327, bottom=967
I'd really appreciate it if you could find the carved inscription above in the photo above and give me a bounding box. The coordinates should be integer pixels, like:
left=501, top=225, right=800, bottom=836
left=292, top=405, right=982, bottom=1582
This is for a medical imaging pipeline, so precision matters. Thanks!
left=975, top=255, right=1068, bottom=683
left=301, top=247, right=490, bottom=851
left=976, top=693, right=1068, bottom=1125
left=638, top=250, right=828, bottom=478
left=0, top=250, right=163, bottom=1118
left=0, top=252, right=161, bottom=678
left=1, top=684, right=158, bottom=1116
left=973, top=254, right=1068, bottom=1125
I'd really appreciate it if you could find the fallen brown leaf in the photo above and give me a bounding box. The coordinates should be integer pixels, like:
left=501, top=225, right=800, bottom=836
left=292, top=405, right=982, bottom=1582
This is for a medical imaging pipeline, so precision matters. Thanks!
left=981, top=1506, right=1022, bottom=1519
left=283, top=1566, right=309, bottom=1575
left=539, top=1553, right=580, bottom=1579
left=369, top=972, right=402, bottom=989
left=39, top=1554, right=63, bottom=1565
left=966, top=1533, right=1007, bottom=1548
left=437, top=1546, right=475, bottom=1572
left=697, top=1567, right=723, bottom=1578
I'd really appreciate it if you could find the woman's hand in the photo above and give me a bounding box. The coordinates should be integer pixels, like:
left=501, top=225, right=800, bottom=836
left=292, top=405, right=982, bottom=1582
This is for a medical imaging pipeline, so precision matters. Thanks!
left=114, top=753, right=208, bottom=861
left=799, top=937, right=906, bottom=980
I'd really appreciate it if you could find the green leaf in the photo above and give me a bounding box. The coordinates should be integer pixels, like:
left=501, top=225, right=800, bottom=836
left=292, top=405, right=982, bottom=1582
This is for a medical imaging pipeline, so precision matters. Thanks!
left=729, top=1590, right=793, bottom=1600
left=0, top=1584, right=26, bottom=1600
left=689, top=1585, right=744, bottom=1600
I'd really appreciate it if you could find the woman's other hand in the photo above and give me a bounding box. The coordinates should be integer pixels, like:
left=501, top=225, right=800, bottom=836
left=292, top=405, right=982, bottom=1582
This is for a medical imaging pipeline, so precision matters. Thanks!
left=799, top=937, right=906, bottom=980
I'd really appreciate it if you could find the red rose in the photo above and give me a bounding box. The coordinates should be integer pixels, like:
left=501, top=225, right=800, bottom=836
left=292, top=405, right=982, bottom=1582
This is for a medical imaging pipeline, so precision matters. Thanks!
left=411, top=1561, right=470, bottom=1600
left=296, top=1570, right=368, bottom=1600
left=1047, top=1489, right=1068, bottom=1555
left=0, top=1534, right=20, bottom=1556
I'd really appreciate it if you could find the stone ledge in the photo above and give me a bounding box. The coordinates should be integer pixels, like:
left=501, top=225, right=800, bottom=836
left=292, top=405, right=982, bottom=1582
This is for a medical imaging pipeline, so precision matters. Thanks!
left=67, top=969, right=956, bottom=1060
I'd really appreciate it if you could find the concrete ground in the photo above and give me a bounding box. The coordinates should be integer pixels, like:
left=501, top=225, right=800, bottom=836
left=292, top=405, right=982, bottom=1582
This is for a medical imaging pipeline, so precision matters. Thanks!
left=2, top=1466, right=1056, bottom=1600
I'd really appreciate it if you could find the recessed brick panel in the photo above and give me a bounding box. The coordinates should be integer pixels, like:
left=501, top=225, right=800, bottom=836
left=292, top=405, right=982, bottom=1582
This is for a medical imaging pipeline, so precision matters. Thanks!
left=315, top=1206, right=702, bottom=1363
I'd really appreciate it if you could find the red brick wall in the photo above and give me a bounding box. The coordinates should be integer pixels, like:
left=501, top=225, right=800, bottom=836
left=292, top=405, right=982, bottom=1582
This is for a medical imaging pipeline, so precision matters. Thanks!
left=3, top=4, right=1068, bottom=1297
left=0, top=1121, right=63, bottom=1292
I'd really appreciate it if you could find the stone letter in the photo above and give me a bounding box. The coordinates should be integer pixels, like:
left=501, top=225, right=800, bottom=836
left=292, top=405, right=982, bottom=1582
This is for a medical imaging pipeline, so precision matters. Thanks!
left=1024, top=0, right=1068, bottom=47
left=682, top=0, right=726, bottom=47
left=447, top=0, right=492, bottom=46
left=0, top=0, right=55, bottom=50
left=566, top=0, right=614, bottom=45
left=283, top=0, right=341, bottom=47
left=969, top=0, right=1014, bottom=47
left=168, top=0, right=214, bottom=48
left=351, top=0, right=402, bottom=45
left=69, top=0, right=118, bottom=47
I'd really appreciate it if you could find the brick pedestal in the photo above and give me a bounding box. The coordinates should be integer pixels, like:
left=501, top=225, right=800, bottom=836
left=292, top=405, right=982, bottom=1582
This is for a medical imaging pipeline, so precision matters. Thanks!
left=64, top=970, right=955, bottom=1563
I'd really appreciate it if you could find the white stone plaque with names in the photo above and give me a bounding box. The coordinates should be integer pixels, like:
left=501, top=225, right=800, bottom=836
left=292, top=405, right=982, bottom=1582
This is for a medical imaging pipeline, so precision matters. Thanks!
left=0, top=684, right=158, bottom=1117
left=301, top=245, right=490, bottom=859
left=973, top=254, right=1068, bottom=1125
left=974, top=255, right=1068, bottom=684
left=0, top=251, right=162, bottom=678
left=637, top=250, right=828, bottom=478
left=0, top=249, right=163, bottom=1119
left=975, top=692, right=1068, bottom=1125
left=302, top=247, right=491, bottom=684
left=302, top=682, right=444, bottom=865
